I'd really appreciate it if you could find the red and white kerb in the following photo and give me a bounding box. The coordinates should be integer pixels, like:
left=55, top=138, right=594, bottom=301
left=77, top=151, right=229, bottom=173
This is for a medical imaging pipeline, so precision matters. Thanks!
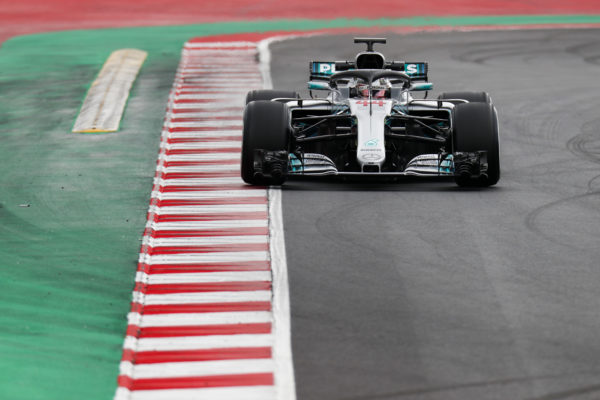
left=115, top=39, right=295, bottom=400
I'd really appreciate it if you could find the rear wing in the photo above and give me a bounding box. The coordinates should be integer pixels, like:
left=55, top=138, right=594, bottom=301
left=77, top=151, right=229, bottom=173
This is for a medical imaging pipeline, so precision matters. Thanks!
left=309, top=61, right=429, bottom=81
left=310, top=61, right=337, bottom=80
left=402, top=62, right=428, bottom=81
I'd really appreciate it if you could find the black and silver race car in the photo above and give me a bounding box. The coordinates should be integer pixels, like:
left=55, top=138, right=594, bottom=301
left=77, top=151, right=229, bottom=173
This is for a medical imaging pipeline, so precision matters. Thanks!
left=242, top=37, right=500, bottom=187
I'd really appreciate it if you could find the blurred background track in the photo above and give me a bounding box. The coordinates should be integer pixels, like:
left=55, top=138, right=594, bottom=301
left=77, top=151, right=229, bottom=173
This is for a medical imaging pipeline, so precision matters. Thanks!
left=3, top=0, right=600, bottom=44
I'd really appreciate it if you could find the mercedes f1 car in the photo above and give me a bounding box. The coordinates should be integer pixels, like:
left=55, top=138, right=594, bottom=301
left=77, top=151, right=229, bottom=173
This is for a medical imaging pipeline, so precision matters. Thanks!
left=242, top=37, right=500, bottom=187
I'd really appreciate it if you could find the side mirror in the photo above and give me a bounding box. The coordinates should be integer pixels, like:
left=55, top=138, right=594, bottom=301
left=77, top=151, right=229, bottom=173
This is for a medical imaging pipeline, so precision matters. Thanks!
left=308, top=81, right=332, bottom=90
left=409, top=82, right=433, bottom=91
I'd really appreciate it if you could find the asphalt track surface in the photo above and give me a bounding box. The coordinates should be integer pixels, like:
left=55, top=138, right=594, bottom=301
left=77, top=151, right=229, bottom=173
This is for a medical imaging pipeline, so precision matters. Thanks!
left=270, top=29, right=600, bottom=400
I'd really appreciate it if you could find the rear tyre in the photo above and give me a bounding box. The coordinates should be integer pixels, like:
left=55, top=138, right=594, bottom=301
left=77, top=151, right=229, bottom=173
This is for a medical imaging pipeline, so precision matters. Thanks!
left=241, top=100, right=290, bottom=185
left=245, top=90, right=299, bottom=104
left=438, top=91, right=492, bottom=104
left=452, top=102, right=500, bottom=187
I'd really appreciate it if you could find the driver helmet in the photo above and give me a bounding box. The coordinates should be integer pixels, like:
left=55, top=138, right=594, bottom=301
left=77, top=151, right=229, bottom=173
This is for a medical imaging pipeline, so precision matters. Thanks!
left=355, top=79, right=390, bottom=98
left=357, top=83, right=370, bottom=98
left=372, top=78, right=390, bottom=98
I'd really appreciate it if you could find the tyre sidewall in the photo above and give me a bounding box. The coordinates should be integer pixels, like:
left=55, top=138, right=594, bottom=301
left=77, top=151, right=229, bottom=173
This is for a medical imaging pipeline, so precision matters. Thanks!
left=452, top=102, right=500, bottom=186
left=241, top=100, right=290, bottom=184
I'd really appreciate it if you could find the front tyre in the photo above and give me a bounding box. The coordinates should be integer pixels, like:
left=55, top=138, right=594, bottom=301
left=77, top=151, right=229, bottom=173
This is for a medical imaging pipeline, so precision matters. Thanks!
left=452, top=102, right=500, bottom=187
left=241, top=100, right=290, bottom=185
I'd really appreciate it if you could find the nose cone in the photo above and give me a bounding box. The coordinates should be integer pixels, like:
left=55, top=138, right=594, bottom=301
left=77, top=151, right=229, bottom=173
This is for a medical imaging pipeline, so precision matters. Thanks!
left=350, top=99, right=392, bottom=171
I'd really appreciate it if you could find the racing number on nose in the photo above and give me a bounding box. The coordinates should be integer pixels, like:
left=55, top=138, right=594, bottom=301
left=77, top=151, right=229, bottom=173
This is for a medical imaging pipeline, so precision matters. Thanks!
left=357, top=100, right=385, bottom=107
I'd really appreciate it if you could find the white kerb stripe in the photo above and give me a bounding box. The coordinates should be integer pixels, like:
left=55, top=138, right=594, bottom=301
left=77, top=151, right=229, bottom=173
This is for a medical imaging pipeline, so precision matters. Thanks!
left=160, top=153, right=241, bottom=161
left=130, top=311, right=272, bottom=327
left=124, top=334, right=274, bottom=352
left=155, top=177, right=246, bottom=186
left=150, top=236, right=268, bottom=246
left=116, top=386, right=276, bottom=400
left=153, top=190, right=266, bottom=200
left=120, top=359, right=274, bottom=379
left=144, top=252, right=269, bottom=265
left=163, top=141, right=242, bottom=149
left=154, top=204, right=266, bottom=214
left=133, top=290, right=272, bottom=305
left=138, top=271, right=272, bottom=283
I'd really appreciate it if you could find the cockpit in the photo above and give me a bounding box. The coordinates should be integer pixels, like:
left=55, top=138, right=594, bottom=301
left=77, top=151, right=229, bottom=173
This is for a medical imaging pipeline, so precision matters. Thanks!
left=349, top=78, right=392, bottom=99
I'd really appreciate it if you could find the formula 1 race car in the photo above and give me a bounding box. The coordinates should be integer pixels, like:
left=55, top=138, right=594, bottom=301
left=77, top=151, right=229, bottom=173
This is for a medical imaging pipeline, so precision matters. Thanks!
left=242, top=37, right=500, bottom=187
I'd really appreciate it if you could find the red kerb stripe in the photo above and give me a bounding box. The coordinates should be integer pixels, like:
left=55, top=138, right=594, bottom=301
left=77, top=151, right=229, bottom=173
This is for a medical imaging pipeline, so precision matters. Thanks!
left=135, top=281, right=271, bottom=294
left=127, top=322, right=272, bottom=338
left=151, top=227, right=269, bottom=238
left=156, top=197, right=266, bottom=207
left=154, top=211, right=267, bottom=222
left=167, top=136, right=241, bottom=144
left=139, top=260, right=271, bottom=274
left=168, top=107, right=244, bottom=114
left=162, top=160, right=239, bottom=167
left=179, top=70, right=259, bottom=74
left=147, top=243, right=268, bottom=255
left=161, top=171, right=241, bottom=180
left=174, top=90, right=247, bottom=96
left=173, top=98, right=236, bottom=104
left=159, top=184, right=261, bottom=192
left=167, top=125, right=242, bottom=132
left=131, top=301, right=272, bottom=314
left=122, top=347, right=271, bottom=364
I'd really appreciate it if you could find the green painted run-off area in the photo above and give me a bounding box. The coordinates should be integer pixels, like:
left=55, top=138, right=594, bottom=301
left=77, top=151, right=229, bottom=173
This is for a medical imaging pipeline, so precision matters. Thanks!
left=0, top=14, right=599, bottom=400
